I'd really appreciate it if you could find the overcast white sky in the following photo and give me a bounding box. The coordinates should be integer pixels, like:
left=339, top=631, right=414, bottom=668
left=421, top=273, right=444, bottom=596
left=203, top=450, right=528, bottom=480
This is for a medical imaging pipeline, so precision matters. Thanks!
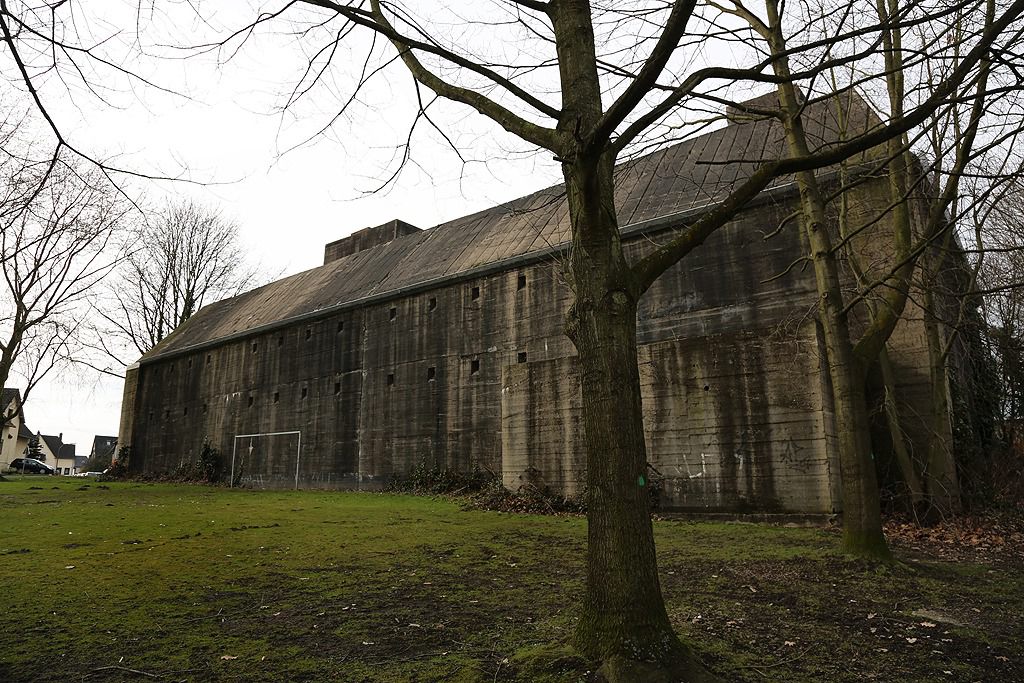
left=14, top=2, right=572, bottom=452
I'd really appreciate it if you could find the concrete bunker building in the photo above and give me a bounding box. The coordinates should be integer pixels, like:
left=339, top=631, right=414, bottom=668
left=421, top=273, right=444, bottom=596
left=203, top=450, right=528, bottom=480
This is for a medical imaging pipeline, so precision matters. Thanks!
left=118, top=94, right=960, bottom=513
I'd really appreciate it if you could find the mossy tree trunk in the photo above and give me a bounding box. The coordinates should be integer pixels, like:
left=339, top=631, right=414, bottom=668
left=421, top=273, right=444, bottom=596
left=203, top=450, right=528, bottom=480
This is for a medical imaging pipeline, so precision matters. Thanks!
left=765, top=5, right=892, bottom=560
left=562, top=149, right=714, bottom=681
left=791, top=166, right=891, bottom=559
left=550, top=4, right=715, bottom=675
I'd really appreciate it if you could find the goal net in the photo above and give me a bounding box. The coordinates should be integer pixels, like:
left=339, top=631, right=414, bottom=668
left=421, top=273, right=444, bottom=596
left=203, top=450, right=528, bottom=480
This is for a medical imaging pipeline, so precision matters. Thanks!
left=230, top=430, right=302, bottom=490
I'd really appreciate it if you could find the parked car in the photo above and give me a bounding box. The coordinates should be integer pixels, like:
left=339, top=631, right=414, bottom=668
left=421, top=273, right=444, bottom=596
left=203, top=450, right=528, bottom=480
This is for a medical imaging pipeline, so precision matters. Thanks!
left=8, top=458, right=56, bottom=475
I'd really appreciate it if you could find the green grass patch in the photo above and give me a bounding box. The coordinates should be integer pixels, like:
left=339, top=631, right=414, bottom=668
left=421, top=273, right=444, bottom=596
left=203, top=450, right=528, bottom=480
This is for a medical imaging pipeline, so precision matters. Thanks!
left=0, top=477, right=1020, bottom=682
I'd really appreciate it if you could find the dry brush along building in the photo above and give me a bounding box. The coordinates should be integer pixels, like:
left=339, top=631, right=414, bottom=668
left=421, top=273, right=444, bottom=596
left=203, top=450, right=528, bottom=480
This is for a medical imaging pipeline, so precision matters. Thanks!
left=118, top=93, right=968, bottom=514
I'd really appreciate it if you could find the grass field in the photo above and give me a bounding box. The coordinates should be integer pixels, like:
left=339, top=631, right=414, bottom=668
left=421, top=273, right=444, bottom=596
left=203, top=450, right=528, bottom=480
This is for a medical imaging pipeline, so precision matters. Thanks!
left=0, top=478, right=1020, bottom=682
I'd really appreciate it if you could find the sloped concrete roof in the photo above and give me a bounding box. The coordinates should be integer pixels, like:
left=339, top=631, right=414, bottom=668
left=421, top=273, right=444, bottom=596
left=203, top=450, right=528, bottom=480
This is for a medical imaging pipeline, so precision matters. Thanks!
left=144, top=93, right=882, bottom=361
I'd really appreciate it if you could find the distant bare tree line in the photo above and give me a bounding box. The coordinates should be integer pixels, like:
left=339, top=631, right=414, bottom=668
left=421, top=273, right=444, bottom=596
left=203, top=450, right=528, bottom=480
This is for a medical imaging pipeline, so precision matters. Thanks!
left=90, top=201, right=260, bottom=372
left=0, top=118, right=128, bottom=428
left=0, top=113, right=261, bottom=422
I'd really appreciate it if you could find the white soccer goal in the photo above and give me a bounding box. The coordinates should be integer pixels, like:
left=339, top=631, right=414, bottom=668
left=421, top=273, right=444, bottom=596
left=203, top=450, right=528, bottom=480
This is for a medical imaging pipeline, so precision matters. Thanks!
left=230, top=430, right=302, bottom=490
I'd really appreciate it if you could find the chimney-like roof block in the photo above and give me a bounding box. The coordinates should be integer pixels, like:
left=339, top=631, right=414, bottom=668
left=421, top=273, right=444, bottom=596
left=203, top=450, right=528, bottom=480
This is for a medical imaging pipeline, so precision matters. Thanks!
left=324, top=219, right=422, bottom=264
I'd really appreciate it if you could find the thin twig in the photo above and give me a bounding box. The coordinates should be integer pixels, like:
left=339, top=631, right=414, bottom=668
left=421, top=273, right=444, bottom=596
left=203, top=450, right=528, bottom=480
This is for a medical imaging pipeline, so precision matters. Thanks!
left=734, top=643, right=816, bottom=673
left=175, top=607, right=225, bottom=625
left=88, top=665, right=163, bottom=679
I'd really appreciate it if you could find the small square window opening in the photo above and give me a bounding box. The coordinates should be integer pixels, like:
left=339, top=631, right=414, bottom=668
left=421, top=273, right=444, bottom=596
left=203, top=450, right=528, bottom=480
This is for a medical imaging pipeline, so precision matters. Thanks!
left=273, top=392, right=280, bottom=404
left=428, top=297, right=437, bottom=312
left=517, top=274, right=527, bottom=290
left=517, top=352, right=528, bottom=364
left=389, top=307, right=397, bottom=321
left=471, top=286, right=480, bottom=300
left=387, top=373, right=395, bottom=387
left=427, top=367, right=436, bottom=381
left=470, top=359, right=480, bottom=375
left=334, top=381, right=341, bottom=395
left=305, top=328, right=312, bottom=340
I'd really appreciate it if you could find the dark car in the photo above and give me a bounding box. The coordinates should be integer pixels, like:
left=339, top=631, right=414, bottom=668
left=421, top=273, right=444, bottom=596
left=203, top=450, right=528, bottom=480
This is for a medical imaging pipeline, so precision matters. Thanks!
left=8, top=458, right=55, bottom=475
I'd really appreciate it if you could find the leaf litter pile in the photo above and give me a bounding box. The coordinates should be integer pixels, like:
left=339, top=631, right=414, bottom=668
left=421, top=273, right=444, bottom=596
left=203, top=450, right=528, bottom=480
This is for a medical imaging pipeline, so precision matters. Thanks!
left=884, top=512, right=1024, bottom=565
left=0, top=479, right=1020, bottom=682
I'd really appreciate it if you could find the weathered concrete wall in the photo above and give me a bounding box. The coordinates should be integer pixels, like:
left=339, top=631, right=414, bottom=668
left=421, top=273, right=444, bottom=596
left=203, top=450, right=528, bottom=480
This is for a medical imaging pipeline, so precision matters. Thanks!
left=123, top=192, right=856, bottom=511
left=119, top=105, right=958, bottom=513
left=501, top=325, right=834, bottom=512
left=638, top=328, right=834, bottom=512
left=115, top=365, right=139, bottom=461
left=501, top=357, right=585, bottom=496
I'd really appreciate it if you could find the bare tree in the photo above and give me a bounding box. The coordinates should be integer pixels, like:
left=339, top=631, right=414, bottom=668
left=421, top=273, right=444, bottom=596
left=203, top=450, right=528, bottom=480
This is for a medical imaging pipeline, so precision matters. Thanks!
left=0, top=124, right=130, bottom=430
left=92, top=200, right=260, bottom=371
left=717, top=0, right=1024, bottom=550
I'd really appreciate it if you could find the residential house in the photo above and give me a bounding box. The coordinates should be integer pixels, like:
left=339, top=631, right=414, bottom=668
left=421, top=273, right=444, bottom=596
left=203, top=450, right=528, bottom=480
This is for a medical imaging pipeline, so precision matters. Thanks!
left=16, top=422, right=33, bottom=462
left=1, top=388, right=30, bottom=469
left=38, top=433, right=79, bottom=475
left=54, top=441, right=79, bottom=476
left=87, top=436, right=117, bottom=471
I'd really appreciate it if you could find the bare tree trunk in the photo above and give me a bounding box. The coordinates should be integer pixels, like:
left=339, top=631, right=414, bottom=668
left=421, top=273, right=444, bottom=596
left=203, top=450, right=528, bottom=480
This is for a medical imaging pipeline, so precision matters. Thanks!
left=831, top=108, right=924, bottom=519
left=800, top=189, right=890, bottom=558
left=767, top=54, right=891, bottom=558
left=829, top=347, right=891, bottom=558
left=878, top=348, right=927, bottom=510
left=922, top=285, right=962, bottom=519
left=564, top=153, right=714, bottom=681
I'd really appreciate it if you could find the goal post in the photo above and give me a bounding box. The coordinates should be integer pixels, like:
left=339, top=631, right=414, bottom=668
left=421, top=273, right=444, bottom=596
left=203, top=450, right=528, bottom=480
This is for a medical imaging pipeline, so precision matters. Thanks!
left=230, top=430, right=302, bottom=490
